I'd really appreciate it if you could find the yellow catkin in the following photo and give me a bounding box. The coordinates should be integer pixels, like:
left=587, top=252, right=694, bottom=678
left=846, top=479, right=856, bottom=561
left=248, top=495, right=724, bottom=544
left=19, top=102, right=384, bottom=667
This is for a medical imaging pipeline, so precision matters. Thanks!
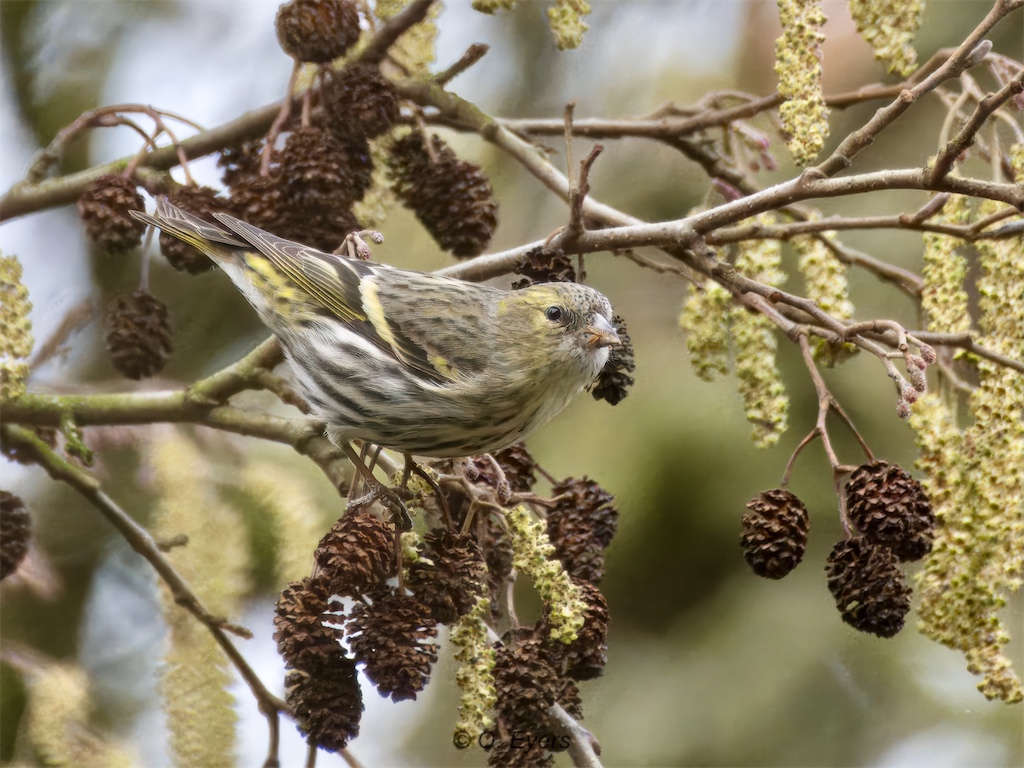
left=472, top=0, right=517, bottom=12
left=775, top=0, right=830, bottom=165
left=0, top=252, right=33, bottom=402
left=25, top=662, right=137, bottom=768
left=912, top=201, right=1024, bottom=703
left=26, top=663, right=90, bottom=767
left=376, top=0, right=439, bottom=77
left=794, top=233, right=858, bottom=364
left=921, top=194, right=971, bottom=334
left=547, top=0, right=591, bottom=50
left=151, top=429, right=251, bottom=766
left=505, top=505, right=585, bottom=644
left=471, top=0, right=589, bottom=50
left=679, top=280, right=733, bottom=382
left=732, top=222, right=789, bottom=447
left=1010, top=143, right=1024, bottom=178
left=352, top=135, right=399, bottom=229
left=451, top=596, right=497, bottom=740
left=848, top=0, right=924, bottom=76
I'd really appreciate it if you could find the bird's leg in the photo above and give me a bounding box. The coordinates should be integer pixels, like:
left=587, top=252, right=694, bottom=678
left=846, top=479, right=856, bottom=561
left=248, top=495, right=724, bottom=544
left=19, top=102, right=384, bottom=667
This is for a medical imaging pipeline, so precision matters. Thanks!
left=479, top=453, right=512, bottom=506
left=401, top=453, right=454, bottom=532
left=340, top=442, right=413, bottom=531
left=335, top=229, right=384, bottom=260
left=464, top=454, right=512, bottom=506
left=365, top=443, right=383, bottom=474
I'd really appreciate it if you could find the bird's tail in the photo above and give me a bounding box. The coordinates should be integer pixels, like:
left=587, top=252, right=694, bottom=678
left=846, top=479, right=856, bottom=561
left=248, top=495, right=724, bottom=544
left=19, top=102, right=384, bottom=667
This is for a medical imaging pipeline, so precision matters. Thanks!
left=129, top=198, right=249, bottom=264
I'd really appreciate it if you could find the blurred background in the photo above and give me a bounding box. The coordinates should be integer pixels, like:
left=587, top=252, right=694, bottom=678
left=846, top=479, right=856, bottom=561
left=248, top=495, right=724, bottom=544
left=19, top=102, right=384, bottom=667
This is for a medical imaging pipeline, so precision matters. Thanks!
left=1, top=1, right=1022, bottom=766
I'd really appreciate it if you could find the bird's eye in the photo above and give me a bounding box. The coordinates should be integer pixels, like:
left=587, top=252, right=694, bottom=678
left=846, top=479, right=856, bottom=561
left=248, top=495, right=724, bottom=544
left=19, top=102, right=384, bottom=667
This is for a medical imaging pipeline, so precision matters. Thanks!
left=545, top=306, right=564, bottom=323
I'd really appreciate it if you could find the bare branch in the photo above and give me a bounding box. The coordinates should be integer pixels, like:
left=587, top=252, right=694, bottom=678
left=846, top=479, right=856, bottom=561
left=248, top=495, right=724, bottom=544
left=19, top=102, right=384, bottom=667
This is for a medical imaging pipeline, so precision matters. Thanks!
left=929, top=67, right=1024, bottom=184
left=815, top=0, right=1024, bottom=177
left=0, top=424, right=289, bottom=762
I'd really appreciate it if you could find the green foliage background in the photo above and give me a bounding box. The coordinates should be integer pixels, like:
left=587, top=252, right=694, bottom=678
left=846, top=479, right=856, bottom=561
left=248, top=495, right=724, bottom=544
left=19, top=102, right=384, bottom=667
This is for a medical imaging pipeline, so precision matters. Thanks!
left=1, top=1, right=1021, bottom=765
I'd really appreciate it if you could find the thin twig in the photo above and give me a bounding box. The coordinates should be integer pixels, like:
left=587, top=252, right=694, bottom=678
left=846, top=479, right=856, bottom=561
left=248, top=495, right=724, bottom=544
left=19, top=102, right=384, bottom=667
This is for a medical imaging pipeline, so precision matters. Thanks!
left=815, top=0, right=1022, bottom=178
left=930, top=68, right=1024, bottom=184
left=780, top=429, right=821, bottom=488
left=829, top=398, right=874, bottom=463
left=0, top=425, right=288, bottom=763
left=433, top=43, right=489, bottom=87
left=796, top=334, right=841, bottom=470
left=262, top=62, right=301, bottom=175
left=0, top=0, right=439, bottom=222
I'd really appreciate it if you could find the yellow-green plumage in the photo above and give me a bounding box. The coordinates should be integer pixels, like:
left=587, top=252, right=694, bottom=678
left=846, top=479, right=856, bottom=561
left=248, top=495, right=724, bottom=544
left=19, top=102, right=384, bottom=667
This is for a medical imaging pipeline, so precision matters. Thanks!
left=131, top=199, right=619, bottom=457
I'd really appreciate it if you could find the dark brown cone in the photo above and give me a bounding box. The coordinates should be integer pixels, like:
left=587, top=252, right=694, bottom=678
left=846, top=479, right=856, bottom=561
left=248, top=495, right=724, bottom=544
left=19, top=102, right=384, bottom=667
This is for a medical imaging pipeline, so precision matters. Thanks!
left=160, top=186, right=230, bottom=274
left=845, top=460, right=934, bottom=562
left=388, top=133, right=498, bottom=258
left=740, top=489, right=810, bottom=579
left=494, top=631, right=563, bottom=724
left=826, top=537, right=911, bottom=638
left=1, top=491, right=30, bottom=580
left=489, top=632, right=564, bottom=768
left=323, top=63, right=400, bottom=143
left=275, top=0, right=361, bottom=63
left=105, top=290, right=172, bottom=380
left=314, top=512, right=395, bottom=597
left=77, top=175, right=146, bottom=255
left=487, top=736, right=555, bottom=768
left=591, top=315, right=635, bottom=406
left=407, top=530, right=487, bottom=625
left=228, top=172, right=362, bottom=253
left=286, top=657, right=363, bottom=752
left=547, top=477, right=618, bottom=585
left=511, top=246, right=576, bottom=289
left=278, top=127, right=374, bottom=208
left=492, top=443, right=538, bottom=493
left=218, top=139, right=265, bottom=188
left=274, top=577, right=344, bottom=670
left=346, top=587, right=438, bottom=702
left=558, top=677, right=583, bottom=721
left=555, top=580, right=609, bottom=681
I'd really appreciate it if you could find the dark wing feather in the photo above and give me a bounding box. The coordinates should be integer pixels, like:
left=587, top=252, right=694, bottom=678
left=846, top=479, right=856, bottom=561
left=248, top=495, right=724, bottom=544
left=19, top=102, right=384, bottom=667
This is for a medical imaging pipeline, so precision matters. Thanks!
left=212, top=212, right=454, bottom=384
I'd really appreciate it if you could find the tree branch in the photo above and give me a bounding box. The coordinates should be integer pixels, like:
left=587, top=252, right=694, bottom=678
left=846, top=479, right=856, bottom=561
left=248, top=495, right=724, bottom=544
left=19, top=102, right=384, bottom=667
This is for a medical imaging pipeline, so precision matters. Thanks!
left=929, top=67, right=1024, bottom=184
left=0, top=424, right=289, bottom=763
left=814, top=0, right=1023, bottom=177
left=0, top=0, right=440, bottom=222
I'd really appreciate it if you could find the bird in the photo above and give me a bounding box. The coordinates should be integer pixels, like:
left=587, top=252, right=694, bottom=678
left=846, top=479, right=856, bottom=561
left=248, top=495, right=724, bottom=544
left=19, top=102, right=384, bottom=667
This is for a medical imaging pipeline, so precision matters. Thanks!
left=131, top=199, right=620, bottom=462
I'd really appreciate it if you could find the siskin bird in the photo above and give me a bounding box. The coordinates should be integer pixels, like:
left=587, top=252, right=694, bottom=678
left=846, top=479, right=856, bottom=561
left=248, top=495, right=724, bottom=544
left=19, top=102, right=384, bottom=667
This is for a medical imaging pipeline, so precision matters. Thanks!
left=131, top=199, right=620, bottom=458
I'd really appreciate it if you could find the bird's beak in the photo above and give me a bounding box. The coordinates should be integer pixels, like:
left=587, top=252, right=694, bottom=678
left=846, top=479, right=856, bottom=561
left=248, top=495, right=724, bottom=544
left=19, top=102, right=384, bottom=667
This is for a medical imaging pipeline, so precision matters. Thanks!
left=586, top=314, right=621, bottom=349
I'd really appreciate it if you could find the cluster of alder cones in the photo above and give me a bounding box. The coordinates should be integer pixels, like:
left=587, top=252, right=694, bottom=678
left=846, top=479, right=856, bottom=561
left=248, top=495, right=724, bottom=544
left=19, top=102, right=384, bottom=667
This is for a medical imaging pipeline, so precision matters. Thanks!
left=274, top=442, right=617, bottom=767
left=75, top=0, right=495, bottom=381
left=740, top=460, right=935, bottom=638
left=75, top=0, right=638, bottom=405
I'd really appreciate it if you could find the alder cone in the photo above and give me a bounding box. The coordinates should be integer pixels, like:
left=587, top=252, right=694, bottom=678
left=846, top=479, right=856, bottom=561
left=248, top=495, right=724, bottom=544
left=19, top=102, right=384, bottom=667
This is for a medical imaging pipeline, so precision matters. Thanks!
left=740, top=488, right=809, bottom=579
left=77, top=175, right=146, bottom=255
left=313, top=512, right=395, bottom=596
left=845, top=460, right=934, bottom=562
left=388, top=132, right=498, bottom=258
left=159, top=186, right=229, bottom=274
left=105, top=290, right=172, bottom=380
left=826, top=537, right=911, bottom=638
left=1, top=491, right=30, bottom=580
left=276, top=0, right=361, bottom=63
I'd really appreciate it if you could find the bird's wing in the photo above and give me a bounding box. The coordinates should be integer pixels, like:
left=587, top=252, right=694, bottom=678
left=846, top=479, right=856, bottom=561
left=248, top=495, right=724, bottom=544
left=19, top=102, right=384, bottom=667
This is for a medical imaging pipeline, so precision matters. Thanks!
left=131, top=198, right=250, bottom=255
left=211, top=212, right=455, bottom=384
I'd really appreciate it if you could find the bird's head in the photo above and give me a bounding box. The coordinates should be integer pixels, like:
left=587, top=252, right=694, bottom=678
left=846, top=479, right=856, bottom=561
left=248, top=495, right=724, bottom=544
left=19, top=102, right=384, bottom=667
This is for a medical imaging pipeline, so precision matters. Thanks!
left=499, top=282, right=619, bottom=379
